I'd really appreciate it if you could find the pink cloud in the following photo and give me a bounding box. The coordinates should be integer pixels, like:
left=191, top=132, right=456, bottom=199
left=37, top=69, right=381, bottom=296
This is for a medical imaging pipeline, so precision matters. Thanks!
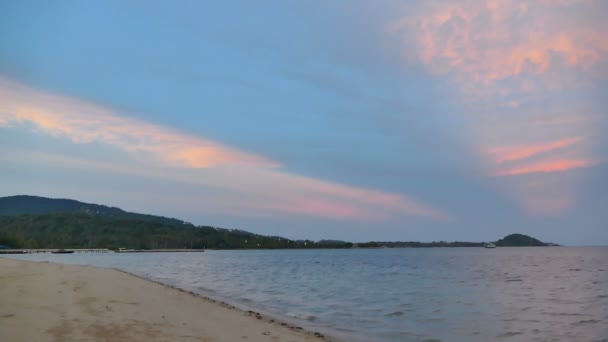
left=487, top=137, right=582, bottom=164
left=0, top=79, right=446, bottom=222
left=389, top=0, right=608, bottom=84
left=388, top=0, right=606, bottom=216
left=495, top=158, right=596, bottom=176
left=0, top=81, right=277, bottom=169
left=246, top=198, right=383, bottom=221
left=269, top=173, right=448, bottom=221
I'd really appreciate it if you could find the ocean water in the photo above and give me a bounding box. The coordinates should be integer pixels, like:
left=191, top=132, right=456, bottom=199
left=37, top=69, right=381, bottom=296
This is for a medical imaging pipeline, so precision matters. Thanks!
left=4, top=247, right=608, bottom=341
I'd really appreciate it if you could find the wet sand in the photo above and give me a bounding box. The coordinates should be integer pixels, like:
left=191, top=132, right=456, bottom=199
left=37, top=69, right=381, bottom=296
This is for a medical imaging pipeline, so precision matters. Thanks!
left=0, top=258, right=334, bottom=342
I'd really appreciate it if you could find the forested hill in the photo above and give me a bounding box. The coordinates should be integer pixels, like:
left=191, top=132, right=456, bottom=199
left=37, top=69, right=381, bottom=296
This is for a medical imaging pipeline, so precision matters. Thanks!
left=0, top=195, right=553, bottom=250
left=0, top=195, right=190, bottom=227
left=0, top=195, right=349, bottom=249
left=495, top=233, right=548, bottom=246
left=0, top=213, right=341, bottom=250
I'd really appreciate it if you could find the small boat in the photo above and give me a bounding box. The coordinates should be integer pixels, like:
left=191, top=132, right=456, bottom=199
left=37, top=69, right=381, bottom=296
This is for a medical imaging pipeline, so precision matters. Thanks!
left=0, top=250, right=28, bottom=254
left=52, top=249, right=74, bottom=254
left=484, top=243, right=496, bottom=248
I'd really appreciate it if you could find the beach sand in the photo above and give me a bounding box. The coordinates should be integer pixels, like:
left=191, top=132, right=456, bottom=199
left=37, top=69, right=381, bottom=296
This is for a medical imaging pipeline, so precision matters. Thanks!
left=0, top=258, right=333, bottom=342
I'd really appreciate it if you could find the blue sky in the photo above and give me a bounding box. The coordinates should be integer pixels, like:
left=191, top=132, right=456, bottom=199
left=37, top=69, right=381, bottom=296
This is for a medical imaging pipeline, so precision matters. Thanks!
left=1, top=0, right=607, bottom=244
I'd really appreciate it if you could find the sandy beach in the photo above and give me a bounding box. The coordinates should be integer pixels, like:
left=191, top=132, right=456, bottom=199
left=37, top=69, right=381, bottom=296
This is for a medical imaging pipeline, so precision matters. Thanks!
left=0, top=258, right=333, bottom=342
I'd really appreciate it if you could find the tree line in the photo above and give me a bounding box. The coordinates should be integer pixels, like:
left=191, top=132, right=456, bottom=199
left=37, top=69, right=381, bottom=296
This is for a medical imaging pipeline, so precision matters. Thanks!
left=0, top=213, right=352, bottom=250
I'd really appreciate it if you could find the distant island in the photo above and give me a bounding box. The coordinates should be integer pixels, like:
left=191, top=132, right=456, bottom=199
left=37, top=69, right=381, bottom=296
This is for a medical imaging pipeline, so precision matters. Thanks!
left=0, top=195, right=555, bottom=250
left=495, top=233, right=551, bottom=246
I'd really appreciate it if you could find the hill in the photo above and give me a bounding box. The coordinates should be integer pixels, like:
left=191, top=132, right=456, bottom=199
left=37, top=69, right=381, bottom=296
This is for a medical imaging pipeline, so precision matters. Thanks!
left=0, top=196, right=350, bottom=250
left=0, top=195, right=190, bottom=227
left=0, top=213, right=301, bottom=249
left=494, top=233, right=547, bottom=247
left=0, top=195, right=553, bottom=250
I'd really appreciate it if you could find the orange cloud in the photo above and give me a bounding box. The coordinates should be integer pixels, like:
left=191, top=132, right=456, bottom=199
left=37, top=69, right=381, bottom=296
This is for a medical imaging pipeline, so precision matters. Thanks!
left=0, top=81, right=277, bottom=169
left=389, top=0, right=608, bottom=84
left=388, top=0, right=605, bottom=216
left=0, top=79, right=446, bottom=222
left=495, top=158, right=596, bottom=176
left=487, top=137, right=582, bottom=164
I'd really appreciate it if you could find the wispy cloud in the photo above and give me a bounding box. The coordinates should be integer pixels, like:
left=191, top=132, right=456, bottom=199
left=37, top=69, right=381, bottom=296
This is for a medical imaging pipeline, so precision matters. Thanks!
left=486, top=137, right=599, bottom=177
left=0, top=80, right=277, bottom=169
left=389, top=0, right=608, bottom=84
left=389, top=0, right=606, bottom=215
left=494, top=158, right=597, bottom=176
left=0, top=78, right=446, bottom=222
left=487, top=137, right=582, bottom=164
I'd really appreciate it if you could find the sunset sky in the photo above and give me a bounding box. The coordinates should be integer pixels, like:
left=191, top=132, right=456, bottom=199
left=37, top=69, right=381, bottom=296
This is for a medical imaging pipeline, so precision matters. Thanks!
left=1, top=0, right=606, bottom=244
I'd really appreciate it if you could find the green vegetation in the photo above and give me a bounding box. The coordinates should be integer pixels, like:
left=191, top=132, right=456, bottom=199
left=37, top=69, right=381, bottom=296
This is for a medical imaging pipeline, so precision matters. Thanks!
left=358, top=241, right=485, bottom=248
left=0, top=195, right=553, bottom=249
left=495, top=233, right=547, bottom=247
left=0, top=213, right=353, bottom=249
left=0, top=195, right=190, bottom=226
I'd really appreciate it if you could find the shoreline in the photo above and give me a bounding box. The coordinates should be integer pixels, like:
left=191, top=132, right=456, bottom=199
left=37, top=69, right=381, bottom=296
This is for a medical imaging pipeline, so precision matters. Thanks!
left=111, top=267, right=340, bottom=341
left=0, top=258, right=339, bottom=342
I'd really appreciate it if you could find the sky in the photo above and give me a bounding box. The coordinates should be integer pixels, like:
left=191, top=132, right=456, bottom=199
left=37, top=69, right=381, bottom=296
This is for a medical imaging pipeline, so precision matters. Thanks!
left=1, top=0, right=606, bottom=245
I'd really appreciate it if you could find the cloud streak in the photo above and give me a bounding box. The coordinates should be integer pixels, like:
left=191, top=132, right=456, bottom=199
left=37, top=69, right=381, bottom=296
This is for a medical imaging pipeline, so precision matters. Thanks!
left=0, top=81, right=278, bottom=169
left=389, top=0, right=608, bottom=84
left=0, top=78, right=446, bottom=222
left=390, top=0, right=606, bottom=215
left=487, top=137, right=598, bottom=177
left=494, top=159, right=596, bottom=176
left=487, top=137, right=583, bottom=164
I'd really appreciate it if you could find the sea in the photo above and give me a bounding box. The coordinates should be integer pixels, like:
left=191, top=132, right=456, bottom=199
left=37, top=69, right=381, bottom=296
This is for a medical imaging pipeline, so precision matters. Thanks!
left=4, top=247, right=608, bottom=341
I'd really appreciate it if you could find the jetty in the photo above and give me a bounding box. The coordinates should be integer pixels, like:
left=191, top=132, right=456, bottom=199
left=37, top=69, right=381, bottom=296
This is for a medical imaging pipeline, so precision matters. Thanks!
left=0, top=249, right=110, bottom=254
left=0, top=248, right=206, bottom=254
left=116, top=248, right=205, bottom=253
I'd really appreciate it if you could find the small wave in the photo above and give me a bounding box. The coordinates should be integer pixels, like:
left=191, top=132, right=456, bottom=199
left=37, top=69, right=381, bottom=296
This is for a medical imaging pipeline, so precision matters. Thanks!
left=386, top=311, right=404, bottom=317
left=573, top=319, right=600, bottom=326
left=543, top=311, right=588, bottom=317
left=333, top=311, right=353, bottom=317
left=504, top=278, right=523, bottom=282
left=285, top=312, right=317, bottom=321
left=498, top=331, right=524, bottom=338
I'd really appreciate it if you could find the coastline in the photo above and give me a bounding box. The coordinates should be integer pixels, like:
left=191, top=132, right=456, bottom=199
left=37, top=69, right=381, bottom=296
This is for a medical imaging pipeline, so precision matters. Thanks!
left=0, top=258, right=338, bottom=342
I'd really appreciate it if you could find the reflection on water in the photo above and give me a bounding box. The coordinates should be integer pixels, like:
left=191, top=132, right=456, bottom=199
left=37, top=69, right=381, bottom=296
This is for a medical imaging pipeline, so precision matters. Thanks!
left=5, top=247, right=608, bottom=341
